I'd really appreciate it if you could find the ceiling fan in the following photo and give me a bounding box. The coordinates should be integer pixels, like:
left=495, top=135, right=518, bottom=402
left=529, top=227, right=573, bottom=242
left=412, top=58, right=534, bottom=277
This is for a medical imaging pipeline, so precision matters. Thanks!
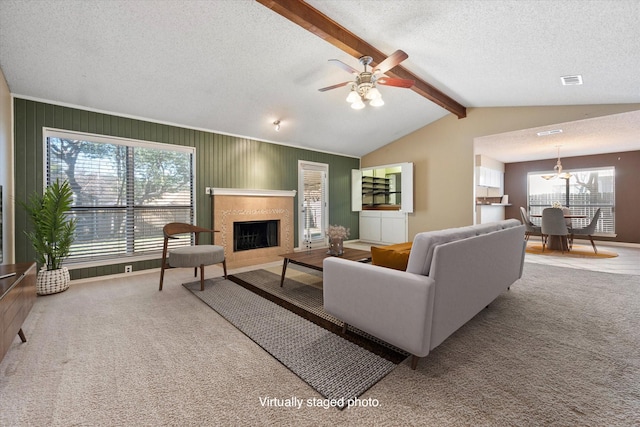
left=318, top=49, right=415, bottom=109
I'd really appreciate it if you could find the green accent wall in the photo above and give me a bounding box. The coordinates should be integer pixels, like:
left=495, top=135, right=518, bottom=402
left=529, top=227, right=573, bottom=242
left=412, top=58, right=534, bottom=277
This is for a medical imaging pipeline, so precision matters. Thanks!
left=13, top=98, right=360, bottom=279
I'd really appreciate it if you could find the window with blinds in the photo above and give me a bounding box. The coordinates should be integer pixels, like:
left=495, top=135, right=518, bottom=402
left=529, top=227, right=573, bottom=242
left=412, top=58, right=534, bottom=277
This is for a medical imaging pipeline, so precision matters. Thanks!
left=527, top=167, right=615, bottom=234
left=44, top=129, right=195, bottom=264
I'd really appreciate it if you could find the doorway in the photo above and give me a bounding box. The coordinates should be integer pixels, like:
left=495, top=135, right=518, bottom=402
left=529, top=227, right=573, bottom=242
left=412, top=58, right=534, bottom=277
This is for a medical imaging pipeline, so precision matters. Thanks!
left=298, top=161, right=328, bottom=249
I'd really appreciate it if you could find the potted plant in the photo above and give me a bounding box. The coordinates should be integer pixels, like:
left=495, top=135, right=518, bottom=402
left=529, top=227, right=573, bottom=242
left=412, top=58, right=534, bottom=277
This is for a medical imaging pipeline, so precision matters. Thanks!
left=21, top=179, right=76, bottom=295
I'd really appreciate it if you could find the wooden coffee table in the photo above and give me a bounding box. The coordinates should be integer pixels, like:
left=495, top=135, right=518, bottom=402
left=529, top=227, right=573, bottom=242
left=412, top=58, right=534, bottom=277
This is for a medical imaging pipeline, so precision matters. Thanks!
left=278, top=247, right=372, bottom=287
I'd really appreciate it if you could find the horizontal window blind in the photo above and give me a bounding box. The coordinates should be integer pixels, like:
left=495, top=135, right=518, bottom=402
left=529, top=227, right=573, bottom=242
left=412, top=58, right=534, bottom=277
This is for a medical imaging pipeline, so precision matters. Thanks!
left=44, top=129, right=195, bottom=263
left=528, top=167, right=615, bottom=234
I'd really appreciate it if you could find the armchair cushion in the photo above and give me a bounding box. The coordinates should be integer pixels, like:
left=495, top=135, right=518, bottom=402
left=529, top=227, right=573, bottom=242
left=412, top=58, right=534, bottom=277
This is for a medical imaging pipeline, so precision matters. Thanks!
left=168, top=245, right=225, bottom=268
left=371, top=242, right=413, bottom=271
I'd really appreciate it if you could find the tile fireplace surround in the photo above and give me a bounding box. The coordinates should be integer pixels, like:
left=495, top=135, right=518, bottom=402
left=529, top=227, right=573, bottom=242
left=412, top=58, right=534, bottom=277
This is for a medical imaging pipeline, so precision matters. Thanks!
left=210, top=188, right=296, bottom=268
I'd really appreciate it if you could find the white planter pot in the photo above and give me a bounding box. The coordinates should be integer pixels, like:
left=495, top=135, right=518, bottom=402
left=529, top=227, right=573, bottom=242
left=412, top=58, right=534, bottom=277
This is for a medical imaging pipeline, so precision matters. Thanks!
left=36, top=267, right=70, bottom=295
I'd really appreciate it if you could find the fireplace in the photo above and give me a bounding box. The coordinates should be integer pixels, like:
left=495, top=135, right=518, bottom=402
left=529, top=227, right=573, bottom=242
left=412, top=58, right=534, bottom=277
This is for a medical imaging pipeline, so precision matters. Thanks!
left=234, top=220, right=279, bottom=252
left=210, top=188, right=296, bottom=268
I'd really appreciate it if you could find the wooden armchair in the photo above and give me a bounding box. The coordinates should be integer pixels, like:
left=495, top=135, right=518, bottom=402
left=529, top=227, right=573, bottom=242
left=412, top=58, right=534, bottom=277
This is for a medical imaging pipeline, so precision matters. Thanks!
left=159, top=223, right=226, bottom=291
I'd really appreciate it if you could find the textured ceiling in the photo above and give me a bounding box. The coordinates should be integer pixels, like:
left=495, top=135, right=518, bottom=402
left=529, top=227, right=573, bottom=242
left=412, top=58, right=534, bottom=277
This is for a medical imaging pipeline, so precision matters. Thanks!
left=1, top=0, right=639, bottom=159
left=475, top=110, right=640, bottom=163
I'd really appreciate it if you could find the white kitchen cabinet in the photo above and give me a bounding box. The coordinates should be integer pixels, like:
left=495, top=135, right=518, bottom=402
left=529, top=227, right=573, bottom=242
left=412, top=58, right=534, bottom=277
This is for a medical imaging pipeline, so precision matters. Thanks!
left=477, top=166, right=503, bottom=188
left=477, top=204, right=506, bottom=224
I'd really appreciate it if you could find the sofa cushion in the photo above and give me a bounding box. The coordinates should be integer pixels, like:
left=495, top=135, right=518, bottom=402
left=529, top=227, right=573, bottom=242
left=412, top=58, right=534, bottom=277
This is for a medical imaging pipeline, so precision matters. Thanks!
left=406, top=227, right=476, bottom=276
left=406, top=220, right=522, bottom=276
left=371, top=242, right=413, bottom=271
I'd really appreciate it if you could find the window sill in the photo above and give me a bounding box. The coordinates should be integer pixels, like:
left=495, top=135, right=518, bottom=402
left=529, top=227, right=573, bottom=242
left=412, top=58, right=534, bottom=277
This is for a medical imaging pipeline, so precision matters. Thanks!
left=65, top=252, right=162, bottom=271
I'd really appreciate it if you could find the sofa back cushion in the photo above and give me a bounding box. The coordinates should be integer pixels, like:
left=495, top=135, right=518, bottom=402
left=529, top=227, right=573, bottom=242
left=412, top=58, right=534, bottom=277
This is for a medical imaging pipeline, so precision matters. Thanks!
left=406, top=219, right=521, bottom=276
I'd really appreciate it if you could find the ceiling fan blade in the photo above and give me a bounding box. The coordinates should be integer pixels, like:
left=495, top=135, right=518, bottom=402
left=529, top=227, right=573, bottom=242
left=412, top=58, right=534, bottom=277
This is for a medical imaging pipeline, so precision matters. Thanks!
left=318, top=81, right=351, bottom=92
left=328, top=59, right=360, bottom=75
left=377, top=77, right=415, bottom=88
left=374, top=49, right=408, bottom=74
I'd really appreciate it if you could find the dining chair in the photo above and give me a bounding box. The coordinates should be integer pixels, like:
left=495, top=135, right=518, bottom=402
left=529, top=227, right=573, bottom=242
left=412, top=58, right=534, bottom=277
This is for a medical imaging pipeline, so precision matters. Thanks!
left=570, top=208, right=601, bottom=254
left=520, top=206, right=542, bottom=242
left=541, top=208, right=569, bottom=252
left=159, top=222, right=226, bottom=291
left=561, top=207, right=574, bottom=248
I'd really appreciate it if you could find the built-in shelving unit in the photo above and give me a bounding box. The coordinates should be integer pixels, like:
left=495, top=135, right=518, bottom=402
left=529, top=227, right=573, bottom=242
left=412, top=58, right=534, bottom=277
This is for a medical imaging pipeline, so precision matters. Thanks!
left=352, top=162, right=413, bottom=244
left=362, top=176, right=401, bottom=207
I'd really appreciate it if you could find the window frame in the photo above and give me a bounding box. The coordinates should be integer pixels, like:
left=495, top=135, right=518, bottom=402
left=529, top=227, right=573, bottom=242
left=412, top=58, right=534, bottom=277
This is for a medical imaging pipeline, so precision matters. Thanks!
left=526, top=166, right=615, bottom=236
left=42, top=127, right=197, bottom=269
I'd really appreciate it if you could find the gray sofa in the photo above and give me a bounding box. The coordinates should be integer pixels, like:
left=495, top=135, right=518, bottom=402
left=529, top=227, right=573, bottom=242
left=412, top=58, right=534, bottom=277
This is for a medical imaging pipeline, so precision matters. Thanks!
left=323, top=219, right=526, bottom=369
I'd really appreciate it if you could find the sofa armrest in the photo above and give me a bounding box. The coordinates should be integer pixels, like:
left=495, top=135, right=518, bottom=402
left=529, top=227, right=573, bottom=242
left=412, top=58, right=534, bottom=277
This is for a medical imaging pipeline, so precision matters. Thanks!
left=323, top=257, right=435, bottom=357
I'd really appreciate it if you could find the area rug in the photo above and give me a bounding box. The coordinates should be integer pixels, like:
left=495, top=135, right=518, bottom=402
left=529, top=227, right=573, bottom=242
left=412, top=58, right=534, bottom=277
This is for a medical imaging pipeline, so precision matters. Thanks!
left=526, top=242, right=617, bottom=258
left=183, top=277, right=399, bottom=409
left=228, top=266, right=408, bottom=360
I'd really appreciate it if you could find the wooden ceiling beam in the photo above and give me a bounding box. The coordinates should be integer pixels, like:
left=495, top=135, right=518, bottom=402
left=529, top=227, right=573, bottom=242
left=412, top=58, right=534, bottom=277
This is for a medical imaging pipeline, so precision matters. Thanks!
left=256, top=0, right=466, bottom=119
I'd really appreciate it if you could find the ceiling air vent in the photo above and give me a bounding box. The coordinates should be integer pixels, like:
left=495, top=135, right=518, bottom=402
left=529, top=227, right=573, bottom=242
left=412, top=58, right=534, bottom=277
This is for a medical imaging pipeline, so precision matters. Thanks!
left=537, top=129, right=563, bottom=136
left=561, top=75, right=583, bottom=85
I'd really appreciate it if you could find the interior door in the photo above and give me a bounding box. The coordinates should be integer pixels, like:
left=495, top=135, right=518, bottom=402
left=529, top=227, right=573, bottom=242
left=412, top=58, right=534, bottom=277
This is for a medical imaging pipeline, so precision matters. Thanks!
left=298, top=161, right=328, bottom=249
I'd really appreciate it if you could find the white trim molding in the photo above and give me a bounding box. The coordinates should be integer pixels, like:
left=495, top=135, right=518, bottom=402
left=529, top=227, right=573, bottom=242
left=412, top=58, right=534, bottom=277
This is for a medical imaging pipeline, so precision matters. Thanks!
left=209, top=188, right=296, bottom=197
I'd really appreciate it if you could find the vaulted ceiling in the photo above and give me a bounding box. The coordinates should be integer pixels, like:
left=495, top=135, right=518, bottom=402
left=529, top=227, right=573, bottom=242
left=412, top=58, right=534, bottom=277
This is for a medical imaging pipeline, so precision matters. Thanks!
left=1, top=0, right=639, bottom=159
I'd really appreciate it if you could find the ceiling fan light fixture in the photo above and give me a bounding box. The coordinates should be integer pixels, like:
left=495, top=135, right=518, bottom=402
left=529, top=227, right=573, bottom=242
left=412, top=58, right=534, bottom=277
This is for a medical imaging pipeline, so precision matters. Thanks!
left=350, top=99, right=365, bottom=110
left=370, top=97, right=384, bottom=107
left=366, top=86, right=381, bottom=100
left=346, top=87, right=360, bottom=103
left=319, top=50, right=414, bottom=110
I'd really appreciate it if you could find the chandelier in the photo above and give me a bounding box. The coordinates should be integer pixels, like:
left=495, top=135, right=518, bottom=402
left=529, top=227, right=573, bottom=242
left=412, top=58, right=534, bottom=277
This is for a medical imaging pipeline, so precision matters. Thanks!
left=541, top=146, right=572, bottom=180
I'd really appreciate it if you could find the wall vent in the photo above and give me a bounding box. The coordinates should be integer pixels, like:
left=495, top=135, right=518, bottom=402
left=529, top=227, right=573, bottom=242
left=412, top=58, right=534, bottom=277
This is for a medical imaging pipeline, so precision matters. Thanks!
left=560, top=75, right=583, bottom=85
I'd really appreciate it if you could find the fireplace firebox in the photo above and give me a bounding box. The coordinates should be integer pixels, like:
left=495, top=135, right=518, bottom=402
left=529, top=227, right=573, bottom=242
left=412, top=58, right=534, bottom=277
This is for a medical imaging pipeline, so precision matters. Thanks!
left=233, top=220, right=279, bottom=252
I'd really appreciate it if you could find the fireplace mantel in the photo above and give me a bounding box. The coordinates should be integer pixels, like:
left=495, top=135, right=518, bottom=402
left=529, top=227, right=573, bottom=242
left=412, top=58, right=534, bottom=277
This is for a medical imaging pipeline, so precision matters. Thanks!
left=209, top=188, right=296, bottom=198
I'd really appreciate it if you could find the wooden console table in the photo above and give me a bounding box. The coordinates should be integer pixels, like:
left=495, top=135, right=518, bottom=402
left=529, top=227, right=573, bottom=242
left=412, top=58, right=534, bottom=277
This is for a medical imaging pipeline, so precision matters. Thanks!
left=1, top=262, right=37, bottom=363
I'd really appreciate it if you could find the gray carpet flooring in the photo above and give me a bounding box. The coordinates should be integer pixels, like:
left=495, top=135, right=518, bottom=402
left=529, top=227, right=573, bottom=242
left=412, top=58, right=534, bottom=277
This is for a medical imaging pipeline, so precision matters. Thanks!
left=183, top=277, right=397, bottom=409
left=0, top=263, right=638, bottom=426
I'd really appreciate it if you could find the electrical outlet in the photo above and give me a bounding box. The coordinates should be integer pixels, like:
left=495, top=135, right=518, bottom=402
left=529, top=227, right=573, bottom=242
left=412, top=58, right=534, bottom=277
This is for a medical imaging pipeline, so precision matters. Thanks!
left=205, top=187, right=211, bottom=195
left=125, top=265, right=132, bottom=273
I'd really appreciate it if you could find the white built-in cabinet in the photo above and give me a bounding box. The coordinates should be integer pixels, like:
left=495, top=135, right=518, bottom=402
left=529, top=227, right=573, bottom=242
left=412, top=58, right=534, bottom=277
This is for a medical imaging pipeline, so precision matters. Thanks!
left=476, top=166, right=503, bottom=188
left=352, top=162, right=413, bottom=244
left=359, top=210, right=408, bottom=244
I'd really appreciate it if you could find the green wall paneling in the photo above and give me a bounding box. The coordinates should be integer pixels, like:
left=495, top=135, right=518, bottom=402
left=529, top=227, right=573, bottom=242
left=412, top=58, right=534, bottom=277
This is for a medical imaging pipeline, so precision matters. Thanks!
left=14, top=98, right=360, bottom=279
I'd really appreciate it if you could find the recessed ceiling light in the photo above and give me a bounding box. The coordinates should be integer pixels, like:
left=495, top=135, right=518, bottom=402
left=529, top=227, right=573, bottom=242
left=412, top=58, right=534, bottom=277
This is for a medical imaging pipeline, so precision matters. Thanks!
left=560, top=75, right=583, bottom=85
left=537, top=129, right=563, bottom=136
